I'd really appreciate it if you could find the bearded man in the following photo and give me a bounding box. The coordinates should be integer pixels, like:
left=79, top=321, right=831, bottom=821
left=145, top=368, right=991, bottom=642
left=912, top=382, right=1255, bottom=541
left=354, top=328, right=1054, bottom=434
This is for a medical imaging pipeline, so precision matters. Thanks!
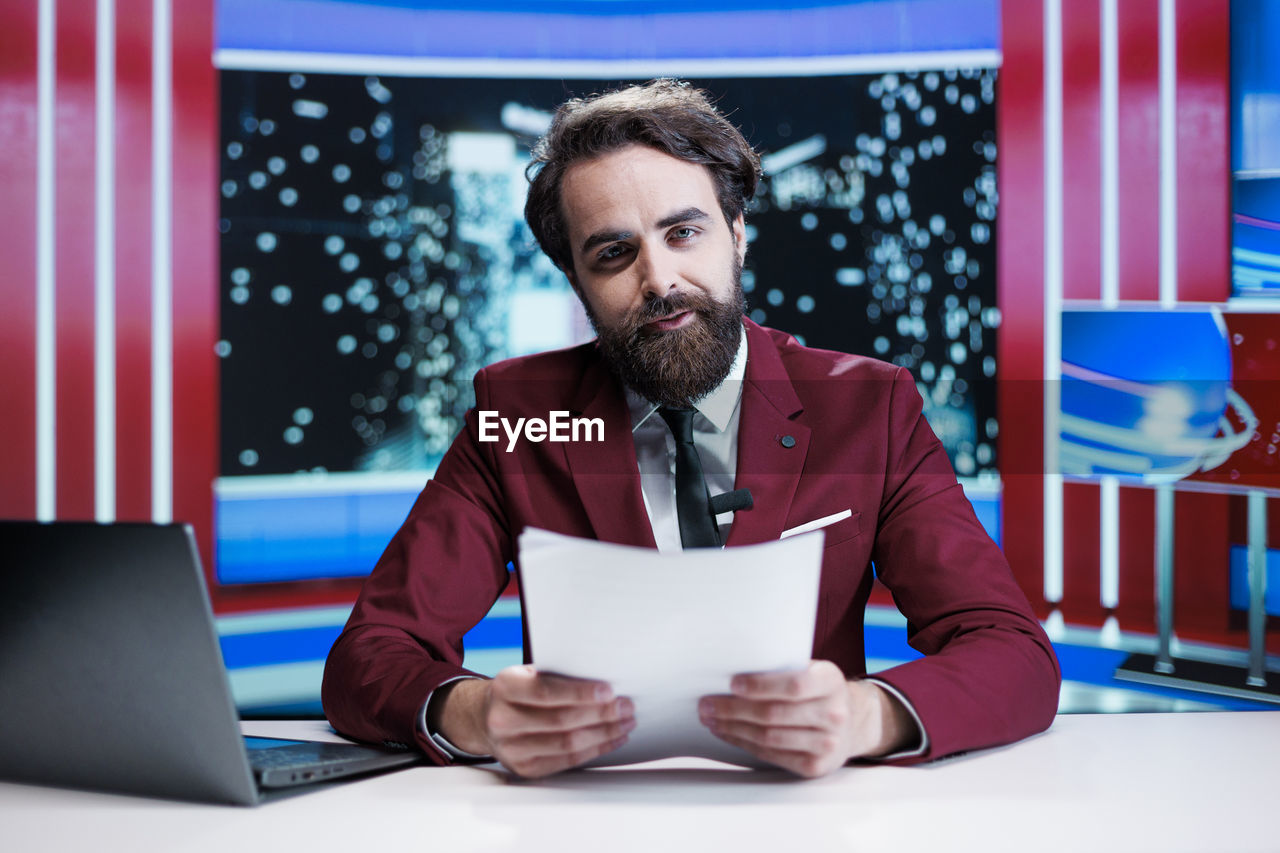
left=322, top=79, right=1060, bottom=779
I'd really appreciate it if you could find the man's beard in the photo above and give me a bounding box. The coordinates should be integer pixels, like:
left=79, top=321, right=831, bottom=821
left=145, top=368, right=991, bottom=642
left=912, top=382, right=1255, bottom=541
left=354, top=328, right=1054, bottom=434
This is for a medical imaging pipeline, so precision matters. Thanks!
left=584, top=259, right=746, bottom=410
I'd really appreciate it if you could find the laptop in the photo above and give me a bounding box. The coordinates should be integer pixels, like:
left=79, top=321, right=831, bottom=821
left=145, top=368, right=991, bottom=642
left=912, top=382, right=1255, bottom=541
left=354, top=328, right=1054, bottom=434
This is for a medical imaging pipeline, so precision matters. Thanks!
left=0, top=520, right=421, bottom=805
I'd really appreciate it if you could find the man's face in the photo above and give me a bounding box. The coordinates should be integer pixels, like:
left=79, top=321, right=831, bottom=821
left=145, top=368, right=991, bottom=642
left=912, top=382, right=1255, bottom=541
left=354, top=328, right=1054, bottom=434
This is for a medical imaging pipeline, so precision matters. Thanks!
left=559, top=144, right=748, bottom=408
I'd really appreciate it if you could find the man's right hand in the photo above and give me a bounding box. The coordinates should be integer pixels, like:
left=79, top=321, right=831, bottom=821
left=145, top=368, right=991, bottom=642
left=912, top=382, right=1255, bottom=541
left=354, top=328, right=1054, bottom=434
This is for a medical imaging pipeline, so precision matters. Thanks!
left=433, top=665, right=635, bottom=778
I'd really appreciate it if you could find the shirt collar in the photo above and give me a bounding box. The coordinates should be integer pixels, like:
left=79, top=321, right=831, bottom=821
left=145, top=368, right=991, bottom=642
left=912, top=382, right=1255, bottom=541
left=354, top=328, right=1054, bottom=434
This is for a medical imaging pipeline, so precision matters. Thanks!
left=626, top=323, right=748, bottom=434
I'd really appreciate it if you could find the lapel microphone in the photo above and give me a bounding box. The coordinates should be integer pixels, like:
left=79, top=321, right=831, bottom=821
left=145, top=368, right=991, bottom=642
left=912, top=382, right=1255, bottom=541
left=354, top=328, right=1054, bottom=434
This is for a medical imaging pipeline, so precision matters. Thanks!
left=709, top=488, right=753, bottom=517
left=707, top=488, right=753, bottom=547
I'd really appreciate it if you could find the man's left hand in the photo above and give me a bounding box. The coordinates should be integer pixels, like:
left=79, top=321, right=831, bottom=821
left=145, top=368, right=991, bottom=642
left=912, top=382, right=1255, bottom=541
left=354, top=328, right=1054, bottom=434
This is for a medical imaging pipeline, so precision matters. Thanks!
left=698, top=660, right=916, bottom=778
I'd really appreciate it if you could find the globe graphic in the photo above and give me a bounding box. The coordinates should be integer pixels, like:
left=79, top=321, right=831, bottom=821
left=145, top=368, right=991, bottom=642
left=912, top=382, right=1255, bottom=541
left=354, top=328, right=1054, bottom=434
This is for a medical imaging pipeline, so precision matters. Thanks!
left=1059, top=308, right=1255, bottom=482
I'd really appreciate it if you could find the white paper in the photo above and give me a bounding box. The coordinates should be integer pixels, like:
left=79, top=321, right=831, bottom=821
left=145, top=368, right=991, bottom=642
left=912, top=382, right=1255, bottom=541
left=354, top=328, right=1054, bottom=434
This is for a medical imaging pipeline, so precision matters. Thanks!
left=516, top=527, right=823, bottom=768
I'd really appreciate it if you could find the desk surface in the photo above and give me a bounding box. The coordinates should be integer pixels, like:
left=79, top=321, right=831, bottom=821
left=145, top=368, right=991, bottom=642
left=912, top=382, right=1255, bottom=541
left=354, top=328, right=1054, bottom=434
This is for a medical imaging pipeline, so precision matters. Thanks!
left=3, top=712, right=1276, bottom=853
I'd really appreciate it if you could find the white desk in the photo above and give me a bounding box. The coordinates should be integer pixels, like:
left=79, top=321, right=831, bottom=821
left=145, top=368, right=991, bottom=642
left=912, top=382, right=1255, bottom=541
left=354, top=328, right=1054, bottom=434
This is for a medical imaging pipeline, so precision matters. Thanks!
left=3, top=712, right=1277, bottom=853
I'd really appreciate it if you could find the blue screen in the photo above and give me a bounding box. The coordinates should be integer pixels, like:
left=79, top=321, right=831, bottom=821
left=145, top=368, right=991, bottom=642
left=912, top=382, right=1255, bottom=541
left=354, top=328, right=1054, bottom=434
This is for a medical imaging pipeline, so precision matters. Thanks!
left=1231, top=0, right=1280, bottom=296
left=243, top=736, right=307, bottom=751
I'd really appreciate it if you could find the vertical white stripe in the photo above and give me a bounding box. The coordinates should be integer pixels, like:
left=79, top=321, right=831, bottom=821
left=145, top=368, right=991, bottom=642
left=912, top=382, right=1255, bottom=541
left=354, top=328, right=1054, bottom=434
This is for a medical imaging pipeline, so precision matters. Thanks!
left=36, top=0, right=57, bottom=522
left=1043, top=0, right=1065, bottom=604
left=1098, top=0, right=1121, bottom=618
left=1159, top=0, right=1178, bottom=308
left=96, top=0, right=116, bottom=522
left=1100, top=0, right=1120, bottom=308
left=1099, top=475, right=1119, bottom=608
left=152, top=0, right=173, bottom=523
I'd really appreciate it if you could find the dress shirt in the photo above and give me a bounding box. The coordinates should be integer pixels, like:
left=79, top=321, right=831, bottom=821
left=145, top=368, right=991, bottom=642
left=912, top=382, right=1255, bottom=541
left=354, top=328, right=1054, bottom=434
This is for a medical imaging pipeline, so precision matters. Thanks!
left=627, top=324, right=748, bottom=552
left=422, top=323, right=927, bottom=762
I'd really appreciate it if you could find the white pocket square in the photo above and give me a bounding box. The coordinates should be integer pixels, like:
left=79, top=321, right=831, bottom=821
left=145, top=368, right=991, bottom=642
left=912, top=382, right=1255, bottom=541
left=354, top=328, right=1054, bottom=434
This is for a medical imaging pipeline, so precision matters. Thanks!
left=779, top=509, right=853, bottom=540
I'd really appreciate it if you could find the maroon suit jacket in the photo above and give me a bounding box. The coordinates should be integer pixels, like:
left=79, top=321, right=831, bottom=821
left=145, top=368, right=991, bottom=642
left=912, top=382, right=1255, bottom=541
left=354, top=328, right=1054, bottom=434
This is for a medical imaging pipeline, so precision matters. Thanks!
left=322, top=318, right=1060, bottom=764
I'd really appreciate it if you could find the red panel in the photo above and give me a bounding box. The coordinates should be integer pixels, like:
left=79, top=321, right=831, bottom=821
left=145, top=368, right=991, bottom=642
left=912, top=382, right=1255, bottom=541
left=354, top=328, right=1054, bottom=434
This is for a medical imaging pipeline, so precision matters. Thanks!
left=1174, top=0, right=1230, bottom=303
left=1167, top=0, right=1242, bottom=653
left=1062, top=481, right=1104, bottom=626
left=1057, top=3, right=1104, bottom=628
left=0, top=3, right=39, bottom=518
left=170, top=0, right=220, bottom=593
left=114, top=0, right=153, bottom=522
left=997, top=0, right=1047, bottom=612
left=1115, top=485, right=1155, bottom=632
left=1172, top=490, right=1231, bottom=642
left=1228, top=494, right=1280, bottom=550
left=1116, top=0, right=1160, bottom=301
left=55, top=0, right=97, bottom=521
left=209, top=579, right=369, bottom=614
left=1061, top=0, right=1101, bottom=302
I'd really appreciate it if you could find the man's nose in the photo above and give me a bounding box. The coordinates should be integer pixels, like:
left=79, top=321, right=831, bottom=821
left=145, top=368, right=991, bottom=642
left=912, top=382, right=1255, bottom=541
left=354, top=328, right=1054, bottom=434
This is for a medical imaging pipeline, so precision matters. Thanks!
left=635, top=243, right=678, bottom=300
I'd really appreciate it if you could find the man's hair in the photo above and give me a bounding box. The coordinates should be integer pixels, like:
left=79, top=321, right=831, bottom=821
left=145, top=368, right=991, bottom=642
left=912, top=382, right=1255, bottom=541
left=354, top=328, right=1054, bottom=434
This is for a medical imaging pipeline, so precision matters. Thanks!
left=524, top=79, right=762, bottom=274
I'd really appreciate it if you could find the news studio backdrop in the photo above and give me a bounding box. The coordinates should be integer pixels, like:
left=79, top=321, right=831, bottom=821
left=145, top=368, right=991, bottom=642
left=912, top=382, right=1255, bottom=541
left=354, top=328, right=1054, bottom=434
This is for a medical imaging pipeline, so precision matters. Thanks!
left=1044, top=0, right=1280, bottom=704
left=210, top=0, right=1006, bottom=712
left=0, top=0, right=1275, bottom=715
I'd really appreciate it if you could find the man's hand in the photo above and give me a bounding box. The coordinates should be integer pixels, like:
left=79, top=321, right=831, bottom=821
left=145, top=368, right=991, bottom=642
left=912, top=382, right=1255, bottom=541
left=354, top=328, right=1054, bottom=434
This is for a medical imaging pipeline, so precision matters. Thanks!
left=434, top=666, right=635, bottom=778
left=697, top=660, right=917, bottom=778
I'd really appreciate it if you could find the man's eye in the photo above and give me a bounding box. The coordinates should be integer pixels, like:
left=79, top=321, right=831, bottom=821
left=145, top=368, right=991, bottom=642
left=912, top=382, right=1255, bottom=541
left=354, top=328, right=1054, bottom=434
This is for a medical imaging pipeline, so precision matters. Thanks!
left=598, top=244, right=627, bottom=261
left=671, top=227, right=697, bottom=240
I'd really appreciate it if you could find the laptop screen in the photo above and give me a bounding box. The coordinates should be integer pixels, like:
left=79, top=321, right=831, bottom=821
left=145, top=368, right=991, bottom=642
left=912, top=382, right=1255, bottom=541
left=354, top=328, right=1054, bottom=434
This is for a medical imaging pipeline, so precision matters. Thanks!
left=243, top=737, right=309, bottom=752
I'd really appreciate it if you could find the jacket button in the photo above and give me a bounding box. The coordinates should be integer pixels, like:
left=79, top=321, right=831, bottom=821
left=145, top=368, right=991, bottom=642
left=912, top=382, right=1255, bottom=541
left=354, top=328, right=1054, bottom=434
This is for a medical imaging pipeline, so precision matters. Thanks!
left=780, top=435, right=796, bottom=448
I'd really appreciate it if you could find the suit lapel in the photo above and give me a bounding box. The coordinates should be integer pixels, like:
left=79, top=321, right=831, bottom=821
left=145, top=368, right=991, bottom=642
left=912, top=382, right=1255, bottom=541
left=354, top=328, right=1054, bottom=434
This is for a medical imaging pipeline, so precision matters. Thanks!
left=726, top=321, right=810, bottom=546
left=562, top=350, right=657, bottom=549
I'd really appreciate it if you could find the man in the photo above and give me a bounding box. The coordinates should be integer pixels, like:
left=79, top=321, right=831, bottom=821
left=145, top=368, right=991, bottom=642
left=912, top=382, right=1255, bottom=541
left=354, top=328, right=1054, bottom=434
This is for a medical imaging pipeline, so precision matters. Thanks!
left=322, top=79, right=1060, bottom=779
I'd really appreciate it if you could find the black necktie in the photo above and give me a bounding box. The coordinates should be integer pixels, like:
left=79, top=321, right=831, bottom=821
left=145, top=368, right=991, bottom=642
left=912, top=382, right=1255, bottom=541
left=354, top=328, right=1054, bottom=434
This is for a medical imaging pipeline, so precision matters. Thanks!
left=657, top=407, right=721, bottom=549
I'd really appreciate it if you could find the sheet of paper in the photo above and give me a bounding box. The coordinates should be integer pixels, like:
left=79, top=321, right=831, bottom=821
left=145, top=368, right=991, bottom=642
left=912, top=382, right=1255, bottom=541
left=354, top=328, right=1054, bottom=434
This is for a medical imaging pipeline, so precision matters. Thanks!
left=516, top=527, right=823, bottom=768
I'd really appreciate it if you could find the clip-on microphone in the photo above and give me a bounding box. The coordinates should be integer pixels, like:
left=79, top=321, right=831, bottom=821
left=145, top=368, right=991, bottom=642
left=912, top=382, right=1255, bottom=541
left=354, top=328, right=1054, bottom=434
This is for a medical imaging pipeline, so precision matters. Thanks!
left=707, top=488, right=753, bottom=546
left=709, top=488, right=754, bottom=516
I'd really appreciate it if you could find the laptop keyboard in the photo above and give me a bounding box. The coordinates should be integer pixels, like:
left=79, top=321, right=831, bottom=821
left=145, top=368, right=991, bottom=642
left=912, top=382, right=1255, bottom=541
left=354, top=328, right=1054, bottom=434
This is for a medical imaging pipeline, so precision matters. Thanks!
left=243, top=737, right=418, bottom=788
left=249, top=744, right=356, bottom=770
